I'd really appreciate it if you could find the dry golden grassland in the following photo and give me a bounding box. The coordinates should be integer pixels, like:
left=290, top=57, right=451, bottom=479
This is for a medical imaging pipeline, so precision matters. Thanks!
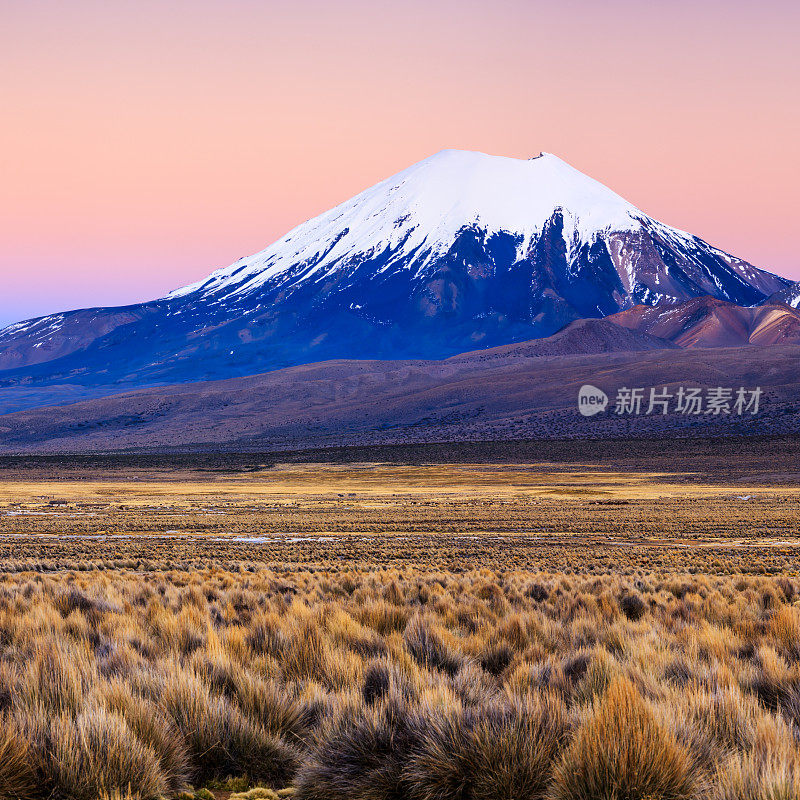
left=0, top=454, right=799, bottom=800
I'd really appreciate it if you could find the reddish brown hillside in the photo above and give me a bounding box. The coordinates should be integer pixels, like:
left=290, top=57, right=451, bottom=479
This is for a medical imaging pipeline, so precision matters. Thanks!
left=607, top=297, right=800, bottom=348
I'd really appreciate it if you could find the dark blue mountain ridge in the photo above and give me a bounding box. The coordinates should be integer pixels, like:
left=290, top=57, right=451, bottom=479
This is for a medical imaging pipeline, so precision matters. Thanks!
left=0, top=150, right=790, bottom=411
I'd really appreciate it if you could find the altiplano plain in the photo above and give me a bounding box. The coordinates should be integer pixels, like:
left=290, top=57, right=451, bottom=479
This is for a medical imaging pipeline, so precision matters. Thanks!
left=0, top=441, right=799, bottom=800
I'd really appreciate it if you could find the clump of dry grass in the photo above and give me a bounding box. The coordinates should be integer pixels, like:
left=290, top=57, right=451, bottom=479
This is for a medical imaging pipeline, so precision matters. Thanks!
left=156, top=664, right=299, bottom=786
left=294, top=699, right=418, bottom=800
left=0, top=715, right=37, bottom=800
left=0, top=557, right=797, bottom=798
left=98, top=679, right=192, bottom=794
left=405, top=692, right=569, bottom=800
left=550, top=678, right=698, bottom=800
left=12, top=704, right=168, bottom=800
left=713, top=716, right=800, bottom=800
left=403, top=617, right=464, bottom=677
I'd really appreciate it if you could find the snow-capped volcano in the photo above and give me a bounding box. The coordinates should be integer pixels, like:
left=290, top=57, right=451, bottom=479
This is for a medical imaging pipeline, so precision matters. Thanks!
left=168, top=149, right=778, bottom=308
left=172, top=151, right=644, bottom=301
left=0, top=149, right=791, bottom=406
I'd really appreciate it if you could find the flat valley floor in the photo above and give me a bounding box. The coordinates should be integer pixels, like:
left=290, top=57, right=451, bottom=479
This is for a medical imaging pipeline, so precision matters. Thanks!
left=1, top=438, right=799, bottom=574
left=0, top=438, right=799, bottom=799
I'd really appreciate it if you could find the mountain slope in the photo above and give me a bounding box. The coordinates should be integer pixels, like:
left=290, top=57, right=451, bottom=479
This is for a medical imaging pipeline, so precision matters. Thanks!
left=169, top=150, right=783, bottom=309
left=446, top=317, right=678, bottom=364
left=1, top=335, right=798, bottom=453
left=769, top=282, right=800, bottom=309
left=607, top=297, right=800, bottom=347
left=0, top=150, right=790, bottom=409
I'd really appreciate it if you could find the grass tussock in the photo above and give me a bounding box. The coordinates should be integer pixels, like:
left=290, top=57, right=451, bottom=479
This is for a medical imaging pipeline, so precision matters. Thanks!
left=0, top=561, right=798, bottom=798
left=551, top=678, right=696, bottom=800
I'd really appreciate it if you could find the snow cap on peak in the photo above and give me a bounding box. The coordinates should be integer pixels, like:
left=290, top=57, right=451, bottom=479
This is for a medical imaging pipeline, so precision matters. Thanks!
left=169, top=149, right=646, bottom=300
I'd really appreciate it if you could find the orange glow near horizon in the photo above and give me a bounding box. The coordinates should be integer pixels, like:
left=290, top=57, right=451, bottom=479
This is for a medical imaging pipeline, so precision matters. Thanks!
left=2, top=0, right=798, bottom=324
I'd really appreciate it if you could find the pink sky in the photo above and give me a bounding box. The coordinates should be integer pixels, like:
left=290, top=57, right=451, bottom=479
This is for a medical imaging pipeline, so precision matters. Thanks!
left=2, top=0, right=798, bottom=326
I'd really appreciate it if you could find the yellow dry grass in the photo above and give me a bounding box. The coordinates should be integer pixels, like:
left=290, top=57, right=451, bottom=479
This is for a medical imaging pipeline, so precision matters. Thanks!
left=1, top=462, right=798, bottom=505
left=0, top=457, right=797, bottom=799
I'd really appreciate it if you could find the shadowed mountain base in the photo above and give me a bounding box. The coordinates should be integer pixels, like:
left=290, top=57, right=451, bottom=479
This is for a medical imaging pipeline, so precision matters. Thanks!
left=1, top=333, right=798, bottom=453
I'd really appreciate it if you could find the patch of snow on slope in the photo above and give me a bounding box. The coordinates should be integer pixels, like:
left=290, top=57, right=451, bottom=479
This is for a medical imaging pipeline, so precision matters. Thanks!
left=783, top=285, right=800, bottom=308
